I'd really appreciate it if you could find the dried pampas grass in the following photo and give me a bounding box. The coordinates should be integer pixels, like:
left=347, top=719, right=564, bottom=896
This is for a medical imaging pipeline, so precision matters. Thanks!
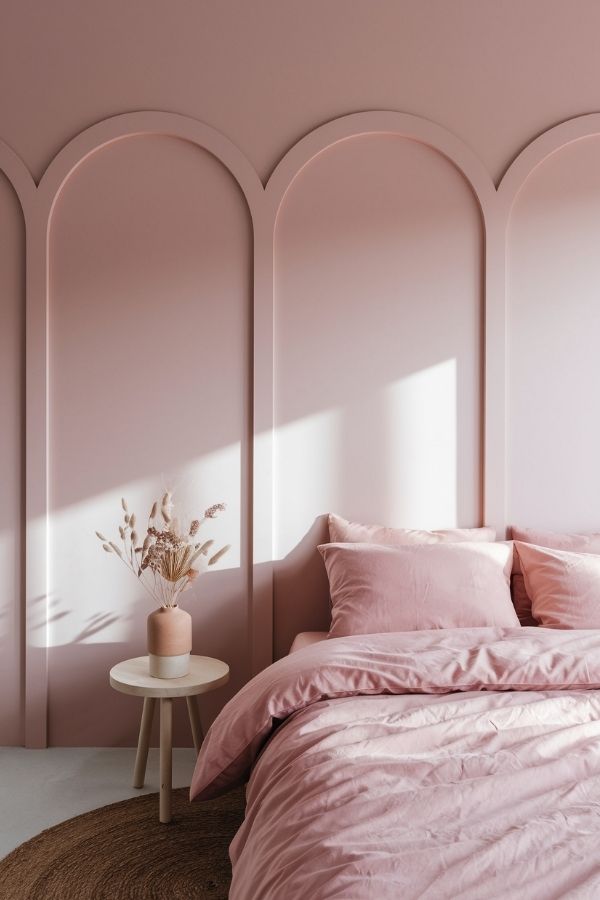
left=96, top=493, right=230, bottom=608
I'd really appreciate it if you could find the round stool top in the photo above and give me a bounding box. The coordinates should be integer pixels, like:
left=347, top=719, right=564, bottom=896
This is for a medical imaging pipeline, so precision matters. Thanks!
left=109, top=655, right=230, bottom=698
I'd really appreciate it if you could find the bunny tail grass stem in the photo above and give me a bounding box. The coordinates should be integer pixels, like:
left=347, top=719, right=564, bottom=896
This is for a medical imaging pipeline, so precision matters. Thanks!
left=152, top=569, right=166, bottom=608
left=208, top=544, right=231, bottom=567
left=111, top=547, right=162, bottom=606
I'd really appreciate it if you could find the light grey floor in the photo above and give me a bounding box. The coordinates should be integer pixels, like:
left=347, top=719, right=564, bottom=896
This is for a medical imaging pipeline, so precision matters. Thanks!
left=0, top=747, right=197, bottom=859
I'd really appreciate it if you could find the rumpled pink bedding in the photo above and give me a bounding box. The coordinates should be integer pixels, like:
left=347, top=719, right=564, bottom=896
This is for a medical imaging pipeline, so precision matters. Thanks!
left=191, top=628, right=600, bottom=898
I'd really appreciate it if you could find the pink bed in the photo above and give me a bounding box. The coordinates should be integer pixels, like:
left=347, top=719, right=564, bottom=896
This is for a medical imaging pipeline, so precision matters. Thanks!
left=288, top=630, right=328, bottom=653
left=191, top=627, right=600, bottom=899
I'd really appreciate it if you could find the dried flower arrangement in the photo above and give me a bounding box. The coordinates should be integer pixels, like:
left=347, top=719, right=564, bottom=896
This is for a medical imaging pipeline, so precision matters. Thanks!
left=96, top=492, right=230, bottom=608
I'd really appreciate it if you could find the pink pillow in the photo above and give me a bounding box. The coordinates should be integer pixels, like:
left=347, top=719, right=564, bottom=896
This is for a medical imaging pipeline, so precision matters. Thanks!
left=511, top=527, right=600, bottom=625
left=329, top=514, right=496, bottom=546
left=319, top=541, right=517, bottom=638
left=515, top=541, right=600, bottom=629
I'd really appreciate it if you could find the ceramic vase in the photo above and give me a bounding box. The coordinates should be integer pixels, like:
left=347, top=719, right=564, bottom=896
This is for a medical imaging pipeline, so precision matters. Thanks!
left=147, top=605, right=192, bottom=678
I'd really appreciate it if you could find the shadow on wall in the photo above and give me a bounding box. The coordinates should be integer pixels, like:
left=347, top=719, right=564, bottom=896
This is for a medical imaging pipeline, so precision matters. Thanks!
left=273, top=515, right=331, bottom=659
left=41, top=566, right=245, bottom=748
left=47, top=641, right=229, bottom=749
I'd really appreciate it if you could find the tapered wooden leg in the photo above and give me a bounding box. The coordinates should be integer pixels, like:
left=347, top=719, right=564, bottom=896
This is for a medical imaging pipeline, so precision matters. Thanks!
left=186, top=695, right=204, bottom=755
left=159, top=698, right=173, bottom=824
left=133, top=697, right=156, bottom=788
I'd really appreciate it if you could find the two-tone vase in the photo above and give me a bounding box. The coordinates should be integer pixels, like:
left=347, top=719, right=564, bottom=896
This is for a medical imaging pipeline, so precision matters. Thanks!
left=147, top=605, right=192, bottom=678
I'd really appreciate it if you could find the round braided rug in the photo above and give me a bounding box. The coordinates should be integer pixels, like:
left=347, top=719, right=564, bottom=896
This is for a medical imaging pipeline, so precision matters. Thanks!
left=0, top=786, right=245, bottom=899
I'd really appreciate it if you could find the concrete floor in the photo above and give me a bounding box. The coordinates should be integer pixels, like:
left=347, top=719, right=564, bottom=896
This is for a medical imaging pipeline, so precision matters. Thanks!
left=0, top=747, right=197, bottom=859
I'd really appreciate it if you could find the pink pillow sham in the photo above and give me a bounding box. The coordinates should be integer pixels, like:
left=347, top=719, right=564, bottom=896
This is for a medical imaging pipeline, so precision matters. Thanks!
left=511, top=527, right=600, bottom=625
left=329, top=514, right=496, bottom=547
left=515, top=541, right=600, bottom=629
left=319, top=541, right=517, bottom=638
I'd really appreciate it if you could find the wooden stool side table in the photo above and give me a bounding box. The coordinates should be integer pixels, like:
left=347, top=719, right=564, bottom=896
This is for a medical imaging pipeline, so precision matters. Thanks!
left=109, top=655, right=229, bottom=823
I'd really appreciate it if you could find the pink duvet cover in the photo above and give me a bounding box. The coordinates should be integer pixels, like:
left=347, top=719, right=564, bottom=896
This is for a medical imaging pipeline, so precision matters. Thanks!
left=191, top=628, right=600, bottom=899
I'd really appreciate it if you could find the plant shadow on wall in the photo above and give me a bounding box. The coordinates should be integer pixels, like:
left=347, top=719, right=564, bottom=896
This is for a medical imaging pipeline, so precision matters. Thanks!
left=38, top=565, right=241, bottom=748
left=36, top=469, right=246, bottom=748
left=28, top=596, right=120, bottom=644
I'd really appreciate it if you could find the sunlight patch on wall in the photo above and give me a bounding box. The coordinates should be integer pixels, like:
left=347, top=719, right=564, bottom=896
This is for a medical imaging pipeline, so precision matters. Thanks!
left=273, top=361, right=458, bottom=563
left=274, top=408, right=342, bottom=560
left=384, top=359, right=457, bottom=529
left=44, top=443, right=241, bottom=649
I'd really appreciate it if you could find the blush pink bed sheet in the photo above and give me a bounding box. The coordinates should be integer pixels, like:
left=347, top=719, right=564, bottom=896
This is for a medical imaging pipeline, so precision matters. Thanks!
left=288, top=630, right=328, bottom=653
left=191, top=629, right=600, bottom=899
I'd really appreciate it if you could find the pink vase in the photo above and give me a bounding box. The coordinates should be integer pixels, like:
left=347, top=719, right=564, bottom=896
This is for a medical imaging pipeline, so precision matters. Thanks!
left=147, top=605, right=192, bottom=678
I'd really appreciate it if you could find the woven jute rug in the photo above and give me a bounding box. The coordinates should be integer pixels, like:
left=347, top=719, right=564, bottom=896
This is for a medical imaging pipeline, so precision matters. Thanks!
left=0, top=786, right=245, bottom=899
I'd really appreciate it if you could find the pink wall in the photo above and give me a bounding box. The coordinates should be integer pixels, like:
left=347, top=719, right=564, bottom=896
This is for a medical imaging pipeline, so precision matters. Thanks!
left=3, top=1, right=600, bottom=745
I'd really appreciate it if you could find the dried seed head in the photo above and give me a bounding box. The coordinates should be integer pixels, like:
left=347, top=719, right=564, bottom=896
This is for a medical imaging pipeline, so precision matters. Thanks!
left=109, top=542, right=123, bottom=557
left=149, top=501, right=158, bottom=520
left=189, top=519, right=200, bottom=536
left=131, top=530, right=138, bottom=545
left=199, top=539, right=214, bottom=555
left=162, top=492, right=171, bottom=506
left=129, top=513, right=136, bottom=528
left=143, top=534, right=152, bottom=551
left=119, top=526, right=125, bottom=540
left=204, top=502, right=226, bottom=519
left=121, top=497, right=128, bottom=512
left=208, top=544, right=230, bottom=566
left=95, top=531, right=107, bottom=541
left=162, top=508, right=171, bottom=524
left=102, top=543, right=112, bottom=553
left=124, top=514, right=130, bottom=525
left=134, top=547, right=143, bottom=553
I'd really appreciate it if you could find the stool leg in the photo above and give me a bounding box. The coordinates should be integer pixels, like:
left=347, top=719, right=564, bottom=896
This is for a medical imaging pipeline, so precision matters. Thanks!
left=186, top=696, right=204, bottom=755
left=133, top=697, right=156, bottom=789
left=159, top=697, right=173, bottom=824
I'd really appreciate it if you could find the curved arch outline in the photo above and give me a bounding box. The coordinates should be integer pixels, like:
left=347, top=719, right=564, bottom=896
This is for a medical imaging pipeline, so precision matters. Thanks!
left=24, top=112, right=265, bottom=747
left=265, top=111, right=496, bottom=220
left=263, top=110, right=505, bottom=560
left=498, top=113, right=600, bottom=211
left=0, top=141, right=37, bottom=749
left=0, top=139, right=36, bottom=215
left=36, top=111, right=264, bottom=220
left=495, top=113, right=600, bottom=535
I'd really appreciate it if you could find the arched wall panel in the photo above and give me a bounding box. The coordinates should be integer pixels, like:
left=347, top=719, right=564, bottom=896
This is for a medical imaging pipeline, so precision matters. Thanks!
left=5, top=109, right=600, bottom=745
left=0, top=172, right=25, bottom=745
left=272, top=134, right=485, bottom=657
left=47, top=134, right=252, bottom=746
left=507, top=134, right=600, bottom=531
